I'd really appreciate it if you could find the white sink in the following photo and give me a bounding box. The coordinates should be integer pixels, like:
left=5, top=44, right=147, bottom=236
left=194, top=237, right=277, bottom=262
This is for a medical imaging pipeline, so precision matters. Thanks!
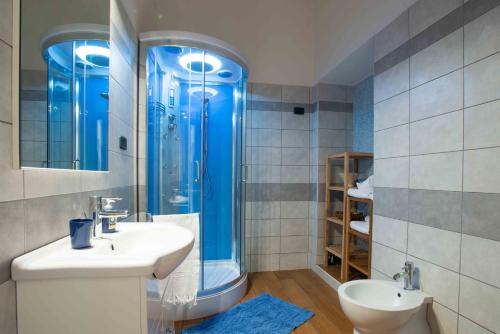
left=12, top=222, right=194, bottom=281
left=338, top=279, right=432, bottom=334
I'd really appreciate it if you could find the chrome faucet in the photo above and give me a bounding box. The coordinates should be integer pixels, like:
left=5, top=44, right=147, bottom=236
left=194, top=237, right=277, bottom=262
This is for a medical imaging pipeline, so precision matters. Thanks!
left=88, top=196, right=128, bottom=237
left=393, top=261, right=416, bottom=290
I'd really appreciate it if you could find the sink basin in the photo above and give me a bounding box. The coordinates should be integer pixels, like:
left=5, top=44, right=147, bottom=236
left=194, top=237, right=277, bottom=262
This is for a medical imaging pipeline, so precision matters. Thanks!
left=338, top=279, right=432, bottom=334
left=12, top=222, right=194, bottom=281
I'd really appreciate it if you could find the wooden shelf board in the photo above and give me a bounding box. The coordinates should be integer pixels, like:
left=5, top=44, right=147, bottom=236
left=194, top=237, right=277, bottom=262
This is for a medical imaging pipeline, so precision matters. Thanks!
left=349, top=228, right=370, bottom=239
left=325, top=244, right=343, bottom=258
left=326, top=216, right=343, bottom=226
left=348, top=196, right=373, bottom=203
left=329, top=184, right=345, bottom=191
left=349, top=257, right=369, bottom=276
left=319, top=264, right=342, bottom=282
left=328, top=152, right=374, bottom=160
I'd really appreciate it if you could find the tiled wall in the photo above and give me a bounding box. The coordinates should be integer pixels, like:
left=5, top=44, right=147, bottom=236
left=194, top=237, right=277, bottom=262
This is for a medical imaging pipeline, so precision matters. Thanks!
left=245, top=83, right=312, bottom=272
left=352, top=76, right=374, bottom=153
left=309, top=83, right=353, bottom=268
left=372, top=0, right=500, bottom=333
left=0, top=0, right=138, bottom=333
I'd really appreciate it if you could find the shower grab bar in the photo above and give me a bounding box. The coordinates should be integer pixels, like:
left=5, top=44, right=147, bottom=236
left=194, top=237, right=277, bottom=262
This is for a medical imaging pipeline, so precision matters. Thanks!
left=195, top=160, right=200, bottom=183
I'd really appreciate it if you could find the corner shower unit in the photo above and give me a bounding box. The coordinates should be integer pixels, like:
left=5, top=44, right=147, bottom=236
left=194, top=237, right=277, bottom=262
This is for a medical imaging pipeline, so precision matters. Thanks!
left=140, top=31, right=247, bottom=319
left=37, top=24, right=110, bottom=170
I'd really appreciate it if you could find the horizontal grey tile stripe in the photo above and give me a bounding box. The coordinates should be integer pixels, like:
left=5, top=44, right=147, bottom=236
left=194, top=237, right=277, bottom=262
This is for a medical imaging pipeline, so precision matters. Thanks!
left=314, top=101, right=353, bottom=113
left=310, top=183, right=326, bottom=202
left=250, top=101, right=312, bottom=113
left=375, top=0, right=500, bottom=75
left=21, top=90, right=46, bottom=102
left=373, top=187, right=409, bottom=221
left=463, top=192, right=500, bottom=242
left=409, top=189, right=462, bottom=232
left=464, top=0, right=500, bottom=24
left=245, top=183, right=313, bottom=201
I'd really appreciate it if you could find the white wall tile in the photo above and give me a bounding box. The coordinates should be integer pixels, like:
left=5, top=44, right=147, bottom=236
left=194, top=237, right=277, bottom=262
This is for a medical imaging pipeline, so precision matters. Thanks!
left=465, top=52, right=500, bottom=107
left=281, top=218, right=308, bottom=236
left=464, top=100, right=500, bottom=149
left=409, top=0, right=462, bottom=37
left=250, top=254, right=280, bottom=272
left=280, top=166, right=308, bottom=183
left=374, top=157, right=409, bottom=188
left=407, top=223, right=460, bottom=271
left=410, top=69, right=463, bottom=122
left=251, top=110, right=281, bottom=129
left=459, top=275, right=500, bottom=333
left=410, top=29, right=463, bottom=88
left=251, top=147, right=281, bottom=165
left=317, top=111, right=347, bottom=130
left=461, top=234, right=500, bottom=289
left=459, top=316, right=494, bottom=334
left=372, top=215, right=408, bottom=252
left=372, top=242, right=407, bottom=277
left=250, top=236, right=280, bottom=254
left=281, top=236, right=308, bottom=253
left=282, top=112, right=309, bottom=130
left=251, top=129, right=281, bottom=147
left=282, top=130, right=309, bottom=148
left=464, top=147, right=500, bottom=193
left=374, top=11, right=409, bottom=61
left=250, top=165, right=281, bottom=183
left=281, top=201, right=308, bottom=219
left=408, top=256, right=459, bottom=311
left=374, top=91, right=409, bottom=131
left=374, top=124, right=409, bottom=158
left=410, top=151, right=463, bottom=191
left=23, top=168, right=82, bottom=199
left=0, top=41, right=12, bottom=124
left=0, top=280, right=16, bottom=334
left=251, top=201, right=281, bottom=219
left=0, top=124, right=23, bottom=202
left=410, top=110, right=463, bottom=155
left=247, top=219, right=281, bottom=237
left=464, top=4, right=500, bottom=65
left=374, top=59, right=410, bottom=103
left=428, top=302, right=459, bottom=334
left=279, top=253, right=308, bottom=270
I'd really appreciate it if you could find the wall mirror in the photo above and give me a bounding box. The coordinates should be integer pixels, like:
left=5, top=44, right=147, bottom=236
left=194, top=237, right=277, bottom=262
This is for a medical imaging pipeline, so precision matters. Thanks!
left=19, top=0, right=110, bottom=170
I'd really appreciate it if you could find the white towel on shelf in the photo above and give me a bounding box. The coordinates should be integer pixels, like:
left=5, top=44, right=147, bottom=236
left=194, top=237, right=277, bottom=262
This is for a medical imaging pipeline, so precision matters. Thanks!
left=347, top=188, right=374, bottom=200
left=350, top=220, right=369, bottom=235
left=149, top=213, right=200, bottom=306
left=347, top=175, right=374, bottom=199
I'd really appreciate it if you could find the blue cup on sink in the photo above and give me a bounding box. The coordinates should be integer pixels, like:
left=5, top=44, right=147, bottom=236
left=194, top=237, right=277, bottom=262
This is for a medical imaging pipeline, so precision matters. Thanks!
left=69, top=218, right=93, bottom=249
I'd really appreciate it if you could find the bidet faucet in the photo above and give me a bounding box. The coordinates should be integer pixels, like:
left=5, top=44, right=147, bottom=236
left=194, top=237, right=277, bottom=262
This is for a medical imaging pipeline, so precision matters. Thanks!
left=393, top=261, right=416, bottom=290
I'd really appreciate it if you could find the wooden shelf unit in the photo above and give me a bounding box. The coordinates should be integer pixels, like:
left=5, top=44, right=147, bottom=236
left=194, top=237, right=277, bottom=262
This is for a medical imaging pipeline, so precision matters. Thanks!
left=346, top=195, right=373, bottom=280
left=323, top=151, right=373, bottom=283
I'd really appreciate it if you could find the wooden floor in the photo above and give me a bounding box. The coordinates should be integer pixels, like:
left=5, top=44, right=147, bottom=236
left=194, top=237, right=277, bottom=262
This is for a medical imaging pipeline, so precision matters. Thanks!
left=177, top=269, right=354, bottom=333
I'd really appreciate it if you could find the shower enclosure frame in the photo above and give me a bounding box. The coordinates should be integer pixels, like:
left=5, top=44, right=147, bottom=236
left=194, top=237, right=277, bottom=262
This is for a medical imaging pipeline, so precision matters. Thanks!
left=138, top=31, right=249, bottom=319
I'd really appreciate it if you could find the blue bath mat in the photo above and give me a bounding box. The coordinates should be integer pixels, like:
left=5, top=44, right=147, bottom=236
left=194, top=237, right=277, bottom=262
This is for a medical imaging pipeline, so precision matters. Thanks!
left=183, top=293, right=314, bottom=334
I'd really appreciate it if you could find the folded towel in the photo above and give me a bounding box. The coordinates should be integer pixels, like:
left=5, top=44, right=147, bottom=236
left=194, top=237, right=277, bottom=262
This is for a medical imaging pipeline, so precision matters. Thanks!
left=347, top=188, right=374, bottom=200
left=150, top=213, right=200, bottom=306
left=350, top=220, right=369, bottom=234
left=364, top=216, right=369, bottom=222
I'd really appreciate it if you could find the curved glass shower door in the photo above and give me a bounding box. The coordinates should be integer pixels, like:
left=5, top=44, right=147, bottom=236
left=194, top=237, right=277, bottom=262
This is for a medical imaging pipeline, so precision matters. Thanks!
left=146, top=45, right=246, bottom=293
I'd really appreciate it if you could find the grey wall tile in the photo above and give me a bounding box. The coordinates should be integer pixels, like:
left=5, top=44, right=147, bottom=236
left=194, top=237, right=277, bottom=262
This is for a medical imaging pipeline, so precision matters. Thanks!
left=465, top=4, right=500, bottom=65
left=465, top=52, right=500, bottom=107
left=464, top=100, right=500, bottom=149
left=313, top=83, right=347, bottom=103
left=410, top=110, right=463, bottom=155
left=374, top=59, right=410, bottom=103
left=461, top=234, right=500, bottom=289
left=246, top=183, right=280, bottom=201
left=280, top=183, right=311, bottom=201
left=409, top=189, right=462, bottom=232
left=410, top=69, right=463, bottom=121
left=251, top=83, right=281, bottom=102
left=0, top=201, right=24, bottom=283
left=0, top=280, right=16, bottom=334
left=0, top=41, right=12, bottom=123
left=282, top=85, right=309, bottom=104
left=459, top=275, right=500, bottom=333
left=464, top=147, right=500, bottom=193
left=410, top=151, right=463, bottom=191
left=0, top=0, right=12, bottom=46
left=408, top=223, right=461, bottom=271
left=374, top=187, right=409, bottom=221
left=374, top=11, right=410, bottom=61
left=409, top=0, right=463, bottom=37
left=374, top=124, right=409, bottom=158
left=374, top=157, right=409, bottom=188
left=24, top=193, right=84, bottom=252
left=374, top=91, right=409, bottom=131
left=410, top=28, right=463, bottom=88
left=463, top=192, right=500, bottom=242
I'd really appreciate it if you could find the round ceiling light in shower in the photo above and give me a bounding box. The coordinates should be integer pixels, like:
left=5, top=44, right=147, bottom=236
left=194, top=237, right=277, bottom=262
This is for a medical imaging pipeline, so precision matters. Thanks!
left=75, top=45, right=110, bottom=67
left=187, top=86, right=218, bottom=98
left=179, top=53, right=221, bottom=74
